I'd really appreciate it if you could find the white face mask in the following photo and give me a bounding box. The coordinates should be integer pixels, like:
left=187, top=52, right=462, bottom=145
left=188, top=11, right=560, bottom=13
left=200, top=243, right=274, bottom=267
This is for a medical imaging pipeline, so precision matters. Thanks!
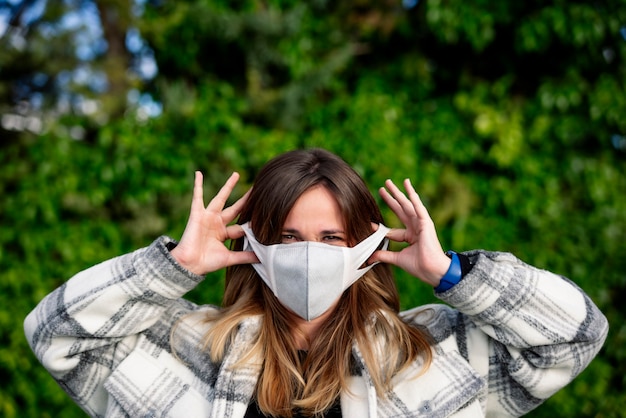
left=241, top=222, right=390, bottom=321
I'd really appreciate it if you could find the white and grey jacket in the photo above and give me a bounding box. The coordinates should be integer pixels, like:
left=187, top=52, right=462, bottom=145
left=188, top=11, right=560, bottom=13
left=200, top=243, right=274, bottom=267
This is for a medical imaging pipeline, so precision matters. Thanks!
left=24, top=236, right=608, bottom=417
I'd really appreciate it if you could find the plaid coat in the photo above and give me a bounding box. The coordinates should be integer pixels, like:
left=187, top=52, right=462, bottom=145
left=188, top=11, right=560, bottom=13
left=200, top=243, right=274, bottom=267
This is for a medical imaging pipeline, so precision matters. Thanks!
left=24, top=236, right=607, bottom=418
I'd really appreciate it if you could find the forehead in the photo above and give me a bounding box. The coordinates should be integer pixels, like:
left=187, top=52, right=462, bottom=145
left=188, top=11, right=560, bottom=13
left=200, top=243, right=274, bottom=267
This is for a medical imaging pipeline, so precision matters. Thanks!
left=283, top=185, right=344, bottom=229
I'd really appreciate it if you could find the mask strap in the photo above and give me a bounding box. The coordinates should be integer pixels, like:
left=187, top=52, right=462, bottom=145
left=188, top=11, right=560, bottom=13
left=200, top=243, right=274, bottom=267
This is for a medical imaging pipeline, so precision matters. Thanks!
left=241, top=223, right=276, bottom=292
left=341, top=224, right=389, bottom=289
left=352, top=224, right=390, bottom=270
left=241, top=223, right=258, bottom=255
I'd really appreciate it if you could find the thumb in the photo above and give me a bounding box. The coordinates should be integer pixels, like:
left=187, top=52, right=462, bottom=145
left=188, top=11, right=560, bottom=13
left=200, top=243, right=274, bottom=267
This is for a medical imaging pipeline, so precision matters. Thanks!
left=368, top=249, right=398, bottom=267
left=228, top=250, right=259, bottom=267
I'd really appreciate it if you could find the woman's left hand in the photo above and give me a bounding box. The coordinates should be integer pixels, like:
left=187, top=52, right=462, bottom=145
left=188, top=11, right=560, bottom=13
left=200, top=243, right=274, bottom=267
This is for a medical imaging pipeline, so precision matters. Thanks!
left=369, top=178, right=451, bottom=287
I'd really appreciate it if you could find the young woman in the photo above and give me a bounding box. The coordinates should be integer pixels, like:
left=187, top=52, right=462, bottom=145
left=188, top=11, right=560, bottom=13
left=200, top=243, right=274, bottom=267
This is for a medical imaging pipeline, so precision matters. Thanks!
left=25, top=148, right=607, bottom=417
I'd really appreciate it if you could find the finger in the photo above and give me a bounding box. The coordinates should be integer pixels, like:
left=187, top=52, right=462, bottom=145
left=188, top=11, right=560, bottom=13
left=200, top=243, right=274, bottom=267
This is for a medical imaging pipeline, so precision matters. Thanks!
left=379, top=186, right=402, bottom=213
left=222, top=187, right=251, bottom=224
left=368, top=223, right=408, bottom=243
left=191, top=171, right=205, bottom=212
left=379, top=184, right=412, bottom=225
left=384, top=179, right=417, bottom=217
left=207, top=172, right=240, bottom=212
left=385, top=228, right=409, bottom=243
left=225, top=224, right=246, bottom=240
left=227, top=250, right=259, bottom=266
left=403, top=178, right=430, bottom=219
left=368, top=249, right=399, bottom=266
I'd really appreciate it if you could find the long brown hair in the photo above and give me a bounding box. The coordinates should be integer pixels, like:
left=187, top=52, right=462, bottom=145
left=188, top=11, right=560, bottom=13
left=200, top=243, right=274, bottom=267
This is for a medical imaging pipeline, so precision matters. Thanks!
left=202, top=149, right=432, bottom=417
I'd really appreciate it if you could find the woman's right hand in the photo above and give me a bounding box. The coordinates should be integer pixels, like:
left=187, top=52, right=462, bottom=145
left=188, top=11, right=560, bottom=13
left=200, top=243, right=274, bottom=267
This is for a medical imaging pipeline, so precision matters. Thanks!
left=170, top=171, right=258, bottom=275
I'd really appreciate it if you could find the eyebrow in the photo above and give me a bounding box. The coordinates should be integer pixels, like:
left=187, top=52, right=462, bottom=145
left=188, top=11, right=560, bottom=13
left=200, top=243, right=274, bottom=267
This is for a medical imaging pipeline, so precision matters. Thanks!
left=282, top=228, right=346, bottom=235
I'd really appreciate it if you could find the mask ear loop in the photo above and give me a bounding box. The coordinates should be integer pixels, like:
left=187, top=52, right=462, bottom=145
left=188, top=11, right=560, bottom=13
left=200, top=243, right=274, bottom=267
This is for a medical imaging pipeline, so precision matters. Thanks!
left=342, top=224, right=390, bottom=289
left=241, top=222, right=279, bottom=295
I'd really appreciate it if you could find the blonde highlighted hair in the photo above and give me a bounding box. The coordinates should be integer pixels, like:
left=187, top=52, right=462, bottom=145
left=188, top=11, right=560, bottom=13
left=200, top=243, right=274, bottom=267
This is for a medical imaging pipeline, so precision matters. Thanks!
left=203, top=149, right=433, bottom=417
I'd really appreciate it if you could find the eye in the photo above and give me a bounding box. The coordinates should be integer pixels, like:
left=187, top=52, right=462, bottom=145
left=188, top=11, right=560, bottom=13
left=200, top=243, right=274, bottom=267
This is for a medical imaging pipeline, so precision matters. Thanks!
left=323, top=235, right=346, bottom=245
left=281, top=234, right=298, bottom=243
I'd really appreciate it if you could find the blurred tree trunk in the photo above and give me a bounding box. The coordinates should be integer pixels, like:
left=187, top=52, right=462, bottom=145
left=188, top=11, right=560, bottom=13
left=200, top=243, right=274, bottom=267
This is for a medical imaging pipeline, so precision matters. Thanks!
left=95, top=0, right=133, bottom=119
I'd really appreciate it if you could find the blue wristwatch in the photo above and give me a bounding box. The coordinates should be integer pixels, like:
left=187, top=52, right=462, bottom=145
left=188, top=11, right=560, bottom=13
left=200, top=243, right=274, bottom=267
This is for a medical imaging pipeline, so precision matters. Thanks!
left=434, top=251, right=463, bottom=292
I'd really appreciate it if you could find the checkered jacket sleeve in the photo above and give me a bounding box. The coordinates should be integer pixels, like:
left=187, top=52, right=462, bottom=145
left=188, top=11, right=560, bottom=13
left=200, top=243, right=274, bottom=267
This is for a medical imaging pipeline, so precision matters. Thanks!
left=432, top=250, right=608, bottom=416
left=24, top=236, right=204, bottom=417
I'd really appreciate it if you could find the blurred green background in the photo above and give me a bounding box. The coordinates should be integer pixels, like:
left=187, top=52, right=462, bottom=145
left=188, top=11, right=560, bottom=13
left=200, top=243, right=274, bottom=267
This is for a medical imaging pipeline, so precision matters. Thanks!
left=1, top=0, right=625, bottom=416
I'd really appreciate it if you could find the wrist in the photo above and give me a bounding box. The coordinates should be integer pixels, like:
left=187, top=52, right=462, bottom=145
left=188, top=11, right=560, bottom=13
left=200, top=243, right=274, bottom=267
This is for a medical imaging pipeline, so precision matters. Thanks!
left=422, top=252, right=454, bottom=286
left=434, top=251, right=463, bottom=292
left=170, top=246, right=205, bottom=276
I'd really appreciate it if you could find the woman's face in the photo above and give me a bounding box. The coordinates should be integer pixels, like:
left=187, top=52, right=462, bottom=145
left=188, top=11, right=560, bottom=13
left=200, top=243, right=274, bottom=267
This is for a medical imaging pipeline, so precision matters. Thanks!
left=281, top=185, right=348, bottom=247
left=278, top=185, right=348, bottom=332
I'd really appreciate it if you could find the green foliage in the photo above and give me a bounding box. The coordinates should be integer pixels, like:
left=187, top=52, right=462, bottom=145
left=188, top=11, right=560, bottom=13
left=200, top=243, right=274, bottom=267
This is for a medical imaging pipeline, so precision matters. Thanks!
left=2, top=0, right=625, bottom=415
